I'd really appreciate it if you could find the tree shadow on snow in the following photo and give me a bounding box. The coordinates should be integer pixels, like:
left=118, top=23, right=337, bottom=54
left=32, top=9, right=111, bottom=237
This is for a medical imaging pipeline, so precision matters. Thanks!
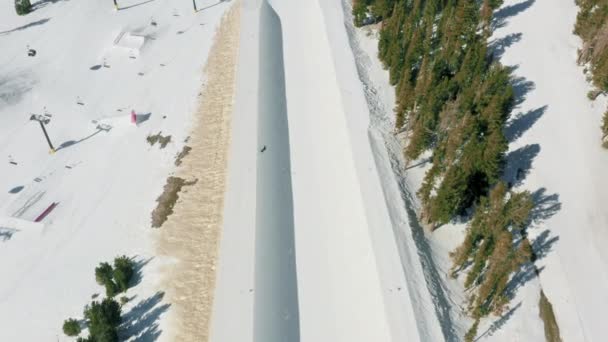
left=510, top=74, right=536, bottom=107
left=474, top=302, right=522, bottom=341
left=0, top=18, right=51, bottom=35
left=531, top=229, right=560, bottom=261
left=120, top=291, right=170, bottom=341
left=489, top=32, right=522, bottom=60
left=503, top=143, right=540, bottom=187
left=130, top=256, right=154, bottom=288
left=492, top=0, right=536, bottom=30
left=529, top=188, right=562, bottom=223
left=505, top=261, right=545, bottom=300
left=31, top=0, right=68, bottom=11
left=499, top=191, right=560, bottom=306
left=0, top=228, right=18, bottom=242
left=504, top=105, right=547, bottom=142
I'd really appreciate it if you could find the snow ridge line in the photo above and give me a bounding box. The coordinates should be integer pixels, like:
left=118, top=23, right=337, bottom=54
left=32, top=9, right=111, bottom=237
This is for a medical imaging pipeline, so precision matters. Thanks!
left=155, top=4, right=241, bottom=341
left=339, top=1, right=458, bottom=341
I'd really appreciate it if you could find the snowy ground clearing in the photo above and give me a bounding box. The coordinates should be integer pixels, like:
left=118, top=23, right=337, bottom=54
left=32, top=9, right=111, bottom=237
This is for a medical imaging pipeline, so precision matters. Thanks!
left=0, top=0, right=232, bottom=340
left=492, top=0, right=608, bottom=340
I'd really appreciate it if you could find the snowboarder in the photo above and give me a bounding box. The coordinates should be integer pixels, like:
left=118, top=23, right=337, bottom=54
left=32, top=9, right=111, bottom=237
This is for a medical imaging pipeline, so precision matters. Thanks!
left=260, top=145, right=267, bottom=153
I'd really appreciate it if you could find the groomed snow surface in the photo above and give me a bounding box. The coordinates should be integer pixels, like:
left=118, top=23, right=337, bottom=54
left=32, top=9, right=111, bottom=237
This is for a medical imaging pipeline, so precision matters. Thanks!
left=212, top=0, right=443, bottom=341
left=0, top=0, right=232, bottom=340
left=3, top=0, right=608, bottom=341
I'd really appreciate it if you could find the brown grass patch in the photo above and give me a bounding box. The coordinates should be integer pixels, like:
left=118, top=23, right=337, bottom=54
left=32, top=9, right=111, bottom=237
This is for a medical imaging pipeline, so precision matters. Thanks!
left=175, top=145, right=192, bottom=166
left=539, top=290, right=562, bottom=342
left=151, top=176, right=197, bottom=228
left=155, top=3, right=241, bottom=341
left=147, top=132, right=172, bottom=149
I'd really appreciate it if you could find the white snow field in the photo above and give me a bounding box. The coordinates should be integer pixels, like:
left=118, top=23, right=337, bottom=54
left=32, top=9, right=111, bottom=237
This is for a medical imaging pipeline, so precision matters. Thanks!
left=0, top=0, right=232, bottom=340
left=5, top=0, right=608, bottom=340
left=492, top=0, right=608, bottom=341
left=212, top=0, right=445, bottom=341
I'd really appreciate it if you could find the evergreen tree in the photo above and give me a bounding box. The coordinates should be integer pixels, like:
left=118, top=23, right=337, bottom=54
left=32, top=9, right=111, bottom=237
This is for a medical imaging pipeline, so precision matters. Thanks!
left=83, top=298, right=121, bottom=342
left=95, top=256, right=135, bottom=297
left=95, top=262, right=119, bottom=297
left=450, top=183, right=533, bottom=317
left=62, top=318, right=81, bottom=337
left=112, top=256, right=135, bottom=293
left=464, top=319, right=480, bottom=342
left=358, top=0, right=532, bottom=332
left=14, top=0, right=32, bottom=15
left=95, top=262, right=113, bottom=286
left=352, top=0, right=372, bottom=27
left=575, top=0, right=608, bottom=144
left=368, top=0, right=516, bottom=223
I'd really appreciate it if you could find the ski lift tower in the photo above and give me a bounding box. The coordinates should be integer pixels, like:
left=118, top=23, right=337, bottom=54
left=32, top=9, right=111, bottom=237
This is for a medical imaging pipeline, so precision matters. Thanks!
left=30, top=113, right=56, bottom=154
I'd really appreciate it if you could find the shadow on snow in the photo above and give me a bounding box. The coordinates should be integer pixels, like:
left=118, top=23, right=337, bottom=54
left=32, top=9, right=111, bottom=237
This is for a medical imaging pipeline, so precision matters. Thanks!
left=492, top=0, right=536, bottom=30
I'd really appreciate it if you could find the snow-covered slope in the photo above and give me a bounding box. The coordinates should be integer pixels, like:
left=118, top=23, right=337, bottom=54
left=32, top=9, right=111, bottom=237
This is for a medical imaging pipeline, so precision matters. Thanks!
left=0, top=1, right=231, bottom=340
left=212, top=0, right=447, bottom=341
left=492, top=0, right=608, bottom=340
left=342, top=0, right=608, bottom=341
left=6, top=0, right=607, bottom=341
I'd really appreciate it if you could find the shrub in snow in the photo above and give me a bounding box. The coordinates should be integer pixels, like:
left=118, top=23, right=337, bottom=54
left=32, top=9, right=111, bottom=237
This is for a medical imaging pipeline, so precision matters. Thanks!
left=95, top=257, right=135, bottom=297
left=14, top=0, right=32, bottom=15
left=82, top=298, right=121, bottom=342
left=602, top=110, right=608, bottom=148
left=352, top=0, right=371, bottom=27
left=62, top=318, right=81, bottom=337
left=95, top=262, right=119, bottom=297
left=112, top=255, right=135, bottom=293
left=95, top=262, right=114, bottom=286
left=105, top=279, right=120, bottom=298
left=451, top=182, right=533, bottom=317
left=464, top=319, right=479, bottom=342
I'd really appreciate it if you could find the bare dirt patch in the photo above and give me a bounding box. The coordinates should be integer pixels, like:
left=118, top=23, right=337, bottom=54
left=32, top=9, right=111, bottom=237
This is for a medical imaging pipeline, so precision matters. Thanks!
left=156, top=3, right=241, bottom=341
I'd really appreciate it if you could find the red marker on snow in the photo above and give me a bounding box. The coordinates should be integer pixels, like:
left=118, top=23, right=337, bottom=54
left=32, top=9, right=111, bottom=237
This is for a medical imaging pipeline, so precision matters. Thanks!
left=131, top=110, right=137, bottom=124
left=35, top=202, right=58, bottom=222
